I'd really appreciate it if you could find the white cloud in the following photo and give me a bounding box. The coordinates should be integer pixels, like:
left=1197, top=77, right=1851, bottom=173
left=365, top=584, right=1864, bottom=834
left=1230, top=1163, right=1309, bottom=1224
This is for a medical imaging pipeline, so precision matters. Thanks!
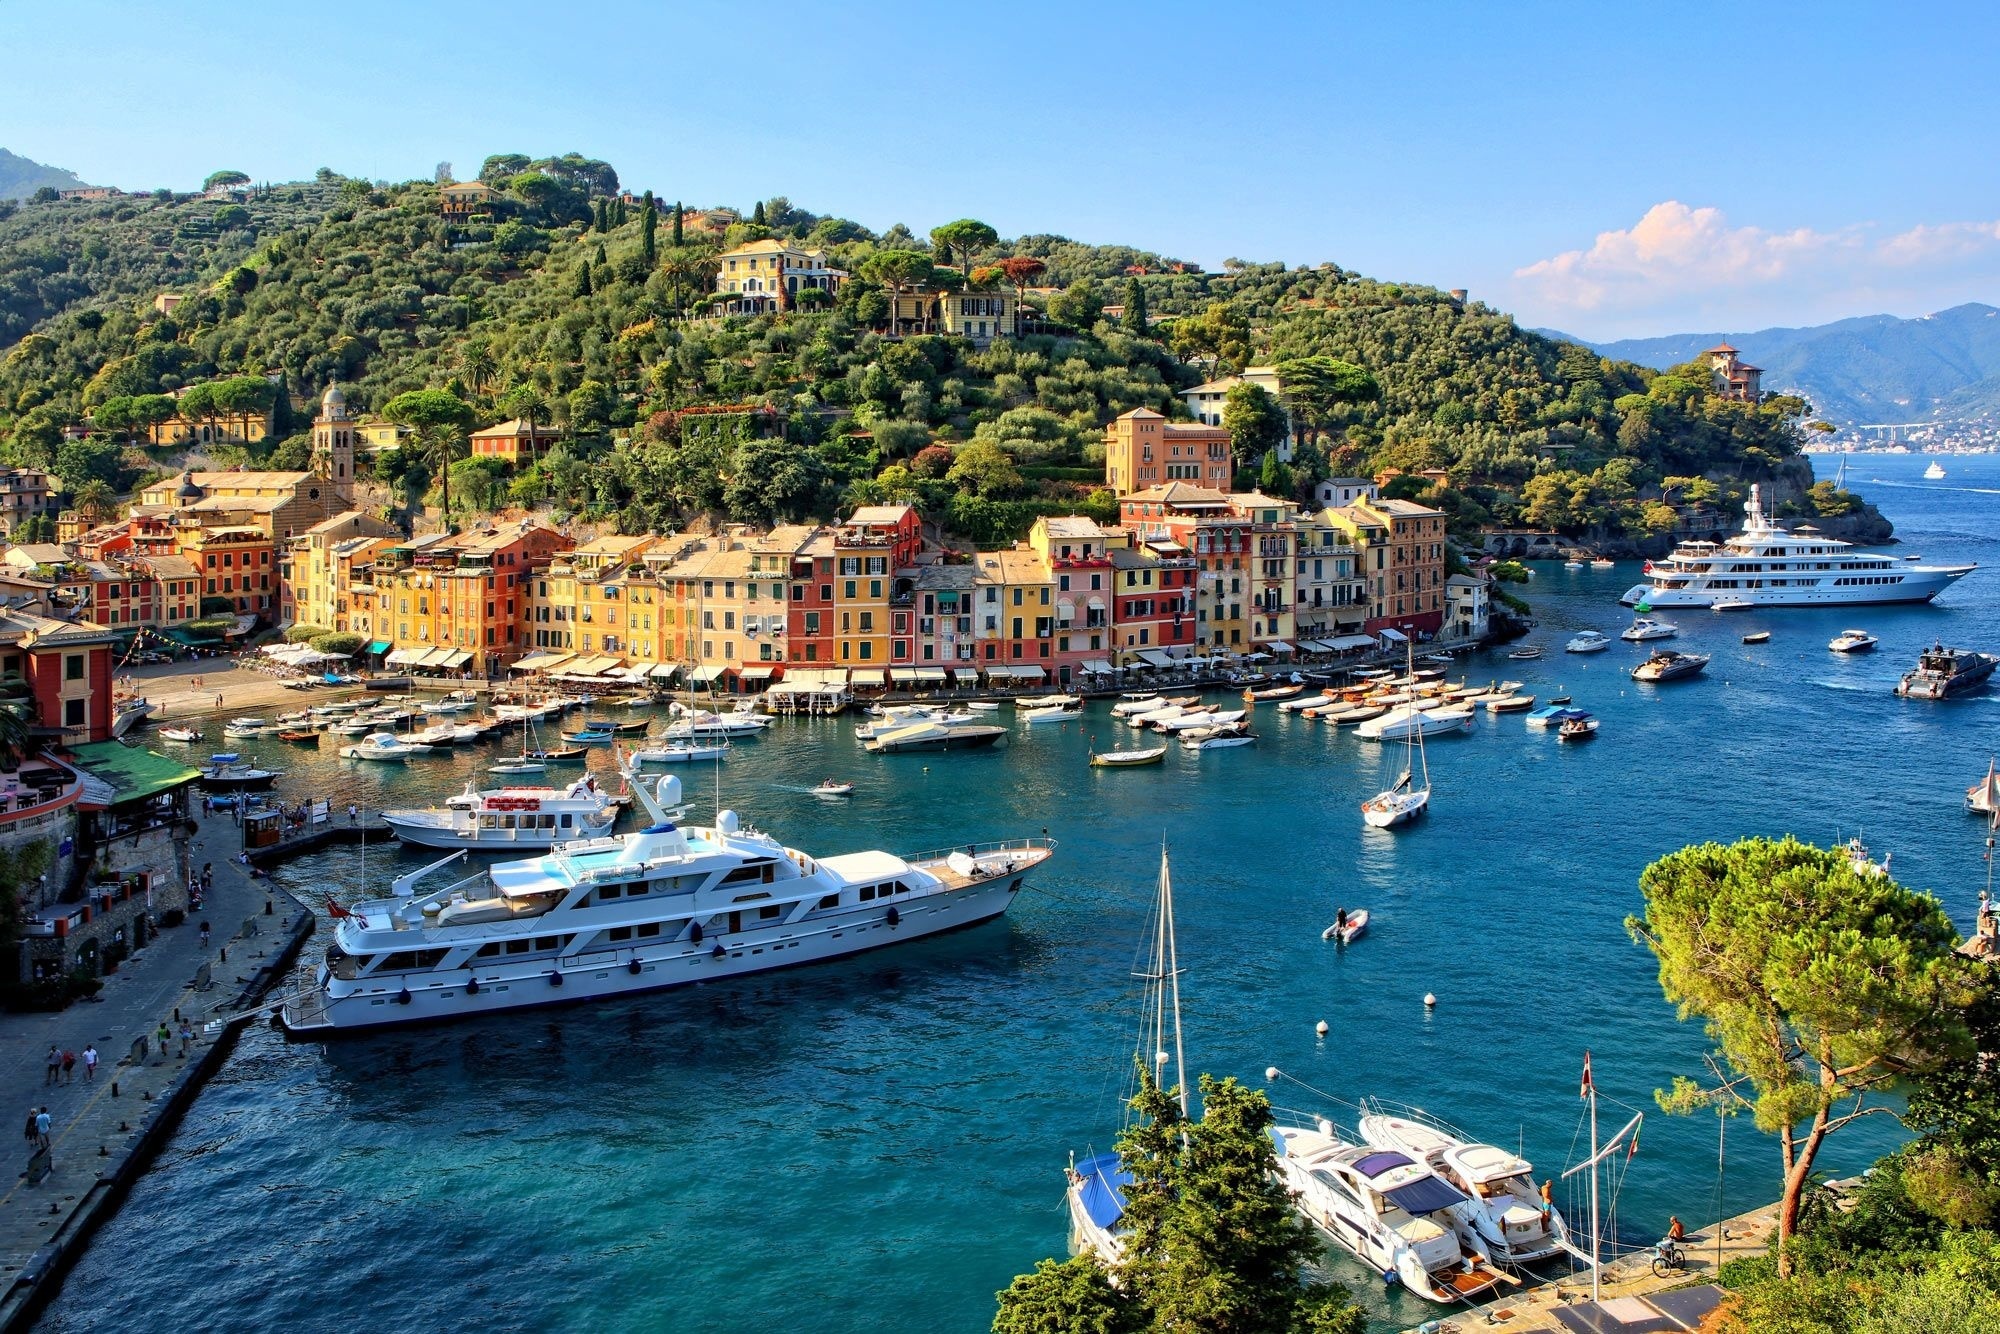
left=1509, top=202, right=2000, bottom=333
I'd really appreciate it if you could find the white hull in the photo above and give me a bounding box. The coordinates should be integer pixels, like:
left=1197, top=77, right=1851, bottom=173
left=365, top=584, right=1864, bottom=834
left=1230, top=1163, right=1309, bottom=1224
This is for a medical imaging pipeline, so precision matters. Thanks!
left=380, top=816, right=615, bottom=850
left=285, top=875, right=1021, bottom=1034
left=1622, top=571, right=1965, bottom=608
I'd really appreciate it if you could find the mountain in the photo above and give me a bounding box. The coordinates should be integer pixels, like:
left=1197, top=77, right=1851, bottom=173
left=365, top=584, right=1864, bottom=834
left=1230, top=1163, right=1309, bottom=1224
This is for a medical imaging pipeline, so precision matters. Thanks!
left=0, top=149, right=92, bottom=201
left=0, top=161, right=1833, bottom=548
left=1551, top=304, right=2000, bottom=427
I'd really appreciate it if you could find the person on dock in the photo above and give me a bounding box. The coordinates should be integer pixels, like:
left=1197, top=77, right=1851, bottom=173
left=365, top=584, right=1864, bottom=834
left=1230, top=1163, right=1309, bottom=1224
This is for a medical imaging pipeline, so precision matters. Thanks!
left=34, top=1108, right=50, bottom=1152
left=155, top=1021, right=171, bottom=1055
left=82, top=1045, right=97, bottom=1082
left=22, top=1108, right=36, bottom=1149
left=60, top=1049, right=75, bottom=1084
left=199, top=920, right=211, bottom=947
left=178, top=1022, right=194, bottom=1058
left=44, top=1046, right=60, bottom=1086
left=1667, top=1215, right=1686, bottom=1243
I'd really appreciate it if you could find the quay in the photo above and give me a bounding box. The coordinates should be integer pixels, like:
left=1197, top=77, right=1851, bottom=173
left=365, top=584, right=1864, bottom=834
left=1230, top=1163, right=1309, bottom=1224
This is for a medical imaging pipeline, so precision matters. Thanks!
left=1396, top=1194, right=1793, bottom=1334
left=0, top=807, right=316, bottom=1334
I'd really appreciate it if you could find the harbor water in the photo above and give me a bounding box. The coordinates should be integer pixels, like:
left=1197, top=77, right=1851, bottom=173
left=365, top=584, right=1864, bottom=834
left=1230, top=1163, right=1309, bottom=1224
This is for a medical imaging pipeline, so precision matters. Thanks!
left=37, top=454, right=2000, bottom=1334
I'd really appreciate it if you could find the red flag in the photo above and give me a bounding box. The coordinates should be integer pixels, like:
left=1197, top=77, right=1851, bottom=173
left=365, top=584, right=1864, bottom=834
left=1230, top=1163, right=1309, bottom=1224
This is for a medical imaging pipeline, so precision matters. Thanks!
left=324, top=894, right=353, bottom=919
left=1580, top=1050, right=1593, bottom=1101
left=1627, top=1120, right=1641, bottom=1161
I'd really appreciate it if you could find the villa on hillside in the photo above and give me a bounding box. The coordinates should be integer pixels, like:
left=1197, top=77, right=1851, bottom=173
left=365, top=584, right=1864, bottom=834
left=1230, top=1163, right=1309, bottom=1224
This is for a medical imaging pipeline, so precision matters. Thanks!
left=439, top=181, right=498, bottom=218
left=1181, top=365, right=1295, bottom=458
left=469, top=418, right=562, bottom=465
left=1707, top=343, right=1763, bottom=402
left=713, top=239, right=848, bottom=314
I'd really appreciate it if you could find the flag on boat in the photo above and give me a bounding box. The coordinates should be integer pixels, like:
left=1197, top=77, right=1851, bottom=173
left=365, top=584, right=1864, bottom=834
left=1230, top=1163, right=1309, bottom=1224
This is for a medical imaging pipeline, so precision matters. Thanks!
left=1627, top=1118, right=1640, bottom=1161
left=1580, top=1050, right=1593, bottom=1100
left=325, top=895, right=369, bottom=927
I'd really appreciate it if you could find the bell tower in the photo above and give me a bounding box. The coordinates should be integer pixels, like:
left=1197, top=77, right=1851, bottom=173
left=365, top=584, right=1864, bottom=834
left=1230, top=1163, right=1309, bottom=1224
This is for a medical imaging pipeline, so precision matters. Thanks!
left=311, top=382, right=354, bottom=499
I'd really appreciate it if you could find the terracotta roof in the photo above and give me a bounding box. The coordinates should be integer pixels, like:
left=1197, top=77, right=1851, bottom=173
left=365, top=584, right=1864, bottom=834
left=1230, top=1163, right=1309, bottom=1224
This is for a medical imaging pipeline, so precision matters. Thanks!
left=1121, top=482, right=1230, bottom=506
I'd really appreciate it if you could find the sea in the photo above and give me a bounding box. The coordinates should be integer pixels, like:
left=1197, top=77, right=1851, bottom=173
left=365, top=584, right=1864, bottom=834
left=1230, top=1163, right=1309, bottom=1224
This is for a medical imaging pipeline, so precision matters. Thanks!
left=36, top=453, right=2000, bottom=1334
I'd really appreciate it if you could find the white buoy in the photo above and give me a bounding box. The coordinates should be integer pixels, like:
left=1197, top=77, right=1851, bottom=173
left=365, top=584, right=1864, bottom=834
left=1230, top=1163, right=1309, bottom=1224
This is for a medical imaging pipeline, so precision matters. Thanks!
left=1265, top=1066, right=1279, bottom=1082
left=1424, top=992, right=1437, bottom=1008
left=1315, top=1020, right=1329, bottom=1036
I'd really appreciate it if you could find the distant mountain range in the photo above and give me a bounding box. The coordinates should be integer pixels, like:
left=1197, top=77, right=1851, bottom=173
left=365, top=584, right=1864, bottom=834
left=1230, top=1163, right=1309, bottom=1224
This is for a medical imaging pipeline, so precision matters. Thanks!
left=1543, top=303, right=2000, bottom=428
left=0, top=149, right=92, bottom=201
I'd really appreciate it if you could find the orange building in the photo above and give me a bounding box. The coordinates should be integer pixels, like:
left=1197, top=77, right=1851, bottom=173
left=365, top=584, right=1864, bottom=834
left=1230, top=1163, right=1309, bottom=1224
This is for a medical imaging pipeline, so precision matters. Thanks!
left=1104, top=408, right=1233, bottom=496
left=830, top=505, right=923, bottom=677
left=370, top=524, right=573, bottom=675
left=469, top=418, right=563, bottom=465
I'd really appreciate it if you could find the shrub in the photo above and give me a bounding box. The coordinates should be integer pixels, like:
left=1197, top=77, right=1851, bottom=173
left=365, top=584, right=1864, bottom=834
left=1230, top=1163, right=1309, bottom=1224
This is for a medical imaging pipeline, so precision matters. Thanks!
left=285, top=624, right=330, bottom=643
left=185, top=617, right=235, bottom=637
left=310, top=631, right=367, bottom=656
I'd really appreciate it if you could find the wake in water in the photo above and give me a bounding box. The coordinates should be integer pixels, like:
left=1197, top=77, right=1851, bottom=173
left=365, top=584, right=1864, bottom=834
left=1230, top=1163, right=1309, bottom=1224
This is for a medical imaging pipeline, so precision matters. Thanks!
left=1867, top=478, right=2000, bottom=496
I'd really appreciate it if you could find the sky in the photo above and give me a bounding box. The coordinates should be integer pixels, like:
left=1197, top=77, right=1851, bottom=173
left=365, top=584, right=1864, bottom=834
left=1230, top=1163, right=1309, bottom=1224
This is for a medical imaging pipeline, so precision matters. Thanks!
left=6, top=0, right=2000, bottom=341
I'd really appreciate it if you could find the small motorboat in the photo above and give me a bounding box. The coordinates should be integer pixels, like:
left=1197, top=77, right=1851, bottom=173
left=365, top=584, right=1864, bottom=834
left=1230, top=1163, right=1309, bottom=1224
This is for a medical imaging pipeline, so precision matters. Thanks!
left=1631, top=651, right=1711, bottom=683
left=1591, top=558, right=1615, bottom=569
left=809, top=780, right=855, bottom=798
left=1484, top=694, right=1536, bottom=713
left=1506, top=645, right=1542, bottom=660
left=1090, top=745, right=1167, bottom=767
left=275, top=728, right=321, bottom=744
left=431, top=691, right=479, bottom=713
left=339, top=732, right=434, bottom=762
left=1523, top=705, right=1568, bottom=728
left=1244, top=683, right=1305, bottom=702
left=965, top=701, right=1002, bottom=712
left=1278, top=694, right=1333, bottom=713
left=1014, top=693, right=1082, bottom=710
left=1547, top=695, right=1572, bottom=705
left=1565, top=631, right=1611, bottom=654
left=1321, top=908, right=1369, bottom=943
left=490, top=758, right=547, bottom=776
left=1557, top=714, right=1600, bottom=742
left=1828, top=629, right=1879, bottom=654
left=199, top=754, right=283, bottom=788
left=1710, top=598, right=1754, bottom=612
left=1563, top=559, right=1584, bottom=570
left=1621, top=618, right=1678, bottom=642
left=158, top=725, right=201, bottom=744
left=1019, top=702, right=1083, bottom=725
left=561, top=728, right=615, bottom=745
left=223, top=717, right=272, bottom=738
left=1743, top=631, right=1772, bottom=645
left=1182, top=728, right=1256, bottom=751
left=528, top=746, right=589, bottom=763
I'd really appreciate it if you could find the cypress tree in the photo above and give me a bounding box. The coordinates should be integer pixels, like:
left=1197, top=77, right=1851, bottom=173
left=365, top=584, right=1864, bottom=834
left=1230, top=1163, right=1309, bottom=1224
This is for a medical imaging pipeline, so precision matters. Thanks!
left=1125, top=278, right=1150, bottom=335
left=613, top=197, right=626, bottom=227
left=592, top=199, right=607, bottom=232
left=752, top=200, right=767, bottom=226
left=575, top=263, right=593, bottom=297
left=671, top=201, right=683, bottom=247
left=595, top=241, right=608, bottom=266
left=641, top=198, right=658, bottom=267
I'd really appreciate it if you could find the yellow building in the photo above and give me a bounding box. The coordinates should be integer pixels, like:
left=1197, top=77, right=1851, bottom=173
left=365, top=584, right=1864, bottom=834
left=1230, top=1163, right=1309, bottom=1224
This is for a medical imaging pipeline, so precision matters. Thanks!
left=439, top=181, right=498, bottom=218
left=285, top=510, right=399, bottom=631
left=714, top=239, right=847, bottom=314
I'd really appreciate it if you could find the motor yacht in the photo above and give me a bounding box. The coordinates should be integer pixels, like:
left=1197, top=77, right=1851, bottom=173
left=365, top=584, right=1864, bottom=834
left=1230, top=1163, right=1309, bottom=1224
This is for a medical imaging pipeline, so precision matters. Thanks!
left=1018, top=702, right=1083, bottom=725
left=197, top=753, right=282, bottom=788
left=281, top=770, right=1054, bottom=1035
left=854, top=704, right=979, bottom=740
left=1828, top=629, right=1878, bottom=654
left=1564, top=631, right=1611, bottom=654
left=1354, top=706, right=1473, bottom=742
left=1270, top=1118, right=1507, bottom=1304
left=339, top=732, right=435, bottom=762
left=382, top=775, right=622, bottom=850
left=1925, top=460, right=1947, bottom=480
left=1896, top=643, right=1999, bottom=699
left=863, top=721, right=1007, bottom=754
left=1358, top=1104, right=1567, bottom=1266
left=1622, top=484, right=1973, bottom=608
left=1631, top=651, right=1711, bottom=683
left=1620, top=618, right=1677, bottom=642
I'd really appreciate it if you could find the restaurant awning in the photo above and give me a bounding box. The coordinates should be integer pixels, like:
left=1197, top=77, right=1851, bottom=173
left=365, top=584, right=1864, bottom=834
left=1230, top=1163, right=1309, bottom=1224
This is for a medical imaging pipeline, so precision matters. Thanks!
left=903, top=667, right=947, bottom=682
left=1082, top=659, right=1116, bottom=674
left=384, top=647, right=425, bottom=666
left=738, top=665, right=775, bottom=681
left=1137, top=650, right=1178, bottom=668
left=434, top=648, right=473, bottom=669
left=690, top=665, right=725, bottom=683
left=851, top=669, right=886, bottom=686
left=1378, top=628, right=1409, bottom=644
left=511, top=651, right=574, bottom=672
left=568, top=655, right=623, bottom=676
left=650, top=663, right=680, bottom=680
left=947, top=667, right=977, bottom=681
left=1262, top=640, right=1295, bottom=655
left=365, top=640, right=392, bottom=656
left=1323, top=634, right=1376, bottom=651
left=1003, top=665, right=1047, bottom=681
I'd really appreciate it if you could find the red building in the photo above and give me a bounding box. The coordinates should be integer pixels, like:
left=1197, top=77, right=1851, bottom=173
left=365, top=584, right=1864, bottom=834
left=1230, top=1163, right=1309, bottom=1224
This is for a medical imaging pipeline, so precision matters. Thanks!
left=788, top=532, right=838, bottom=666
left=0, top=607, right=119, bottom=742
left=1110, top=539, right=1199, bottom=666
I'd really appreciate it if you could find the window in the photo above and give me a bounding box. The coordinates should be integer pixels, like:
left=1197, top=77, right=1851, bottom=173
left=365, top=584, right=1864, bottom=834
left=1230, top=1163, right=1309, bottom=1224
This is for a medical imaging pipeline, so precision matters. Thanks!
left=65, top=698, right=86, bottom=728
left=65, top=654, right=84, bottom=681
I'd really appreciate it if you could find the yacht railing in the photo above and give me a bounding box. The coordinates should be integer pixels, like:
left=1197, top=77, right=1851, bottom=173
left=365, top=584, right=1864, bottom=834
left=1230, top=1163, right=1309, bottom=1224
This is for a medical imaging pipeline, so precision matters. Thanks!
left=903, top=836, right=1057, bottom=865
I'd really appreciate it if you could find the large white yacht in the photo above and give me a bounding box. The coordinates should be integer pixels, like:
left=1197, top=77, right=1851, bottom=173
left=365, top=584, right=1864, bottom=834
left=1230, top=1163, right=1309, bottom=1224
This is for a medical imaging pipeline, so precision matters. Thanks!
left=1358, top=1103, right=1567, bottom=1266
left=380, top=775, right=621, bottom=850
left=1622, top=484, right=1974, bottom=609
left=281, top=769, right=1054, bottom=1035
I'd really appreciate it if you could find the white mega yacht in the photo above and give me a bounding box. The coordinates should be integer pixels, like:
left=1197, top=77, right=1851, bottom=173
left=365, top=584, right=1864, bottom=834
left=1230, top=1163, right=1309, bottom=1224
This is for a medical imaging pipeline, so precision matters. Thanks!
left=1358, top=1103, right=1567, bottom=1266
left=281, top=768, right=1054, bottom=1035
left=1622, top=484, right=1974, bottom=609
left=380, top=775, right=621, bottom=850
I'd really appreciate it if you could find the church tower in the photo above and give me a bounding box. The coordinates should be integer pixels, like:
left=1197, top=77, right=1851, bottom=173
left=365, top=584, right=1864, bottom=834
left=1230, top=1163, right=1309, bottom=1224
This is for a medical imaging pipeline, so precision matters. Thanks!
left=311, top=382, right=354, bottom=499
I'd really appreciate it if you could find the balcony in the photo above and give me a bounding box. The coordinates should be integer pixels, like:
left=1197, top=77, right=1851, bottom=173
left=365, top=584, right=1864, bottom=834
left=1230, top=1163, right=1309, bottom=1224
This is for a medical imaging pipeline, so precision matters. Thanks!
left=0, top=757, right=82, bottom=827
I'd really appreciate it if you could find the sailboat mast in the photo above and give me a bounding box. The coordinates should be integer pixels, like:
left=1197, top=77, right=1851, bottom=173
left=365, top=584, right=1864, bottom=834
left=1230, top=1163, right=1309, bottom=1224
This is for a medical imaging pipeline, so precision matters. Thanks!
left=1160, top=848, right=1189, bottom=1120
left=1589, top=1066, right=1602, bottom=1303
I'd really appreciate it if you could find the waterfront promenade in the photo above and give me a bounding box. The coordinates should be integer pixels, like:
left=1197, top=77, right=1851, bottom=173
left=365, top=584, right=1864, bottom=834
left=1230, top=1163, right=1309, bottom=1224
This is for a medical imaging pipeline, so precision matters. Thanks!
left=0, top=807, right=312, bottom=1331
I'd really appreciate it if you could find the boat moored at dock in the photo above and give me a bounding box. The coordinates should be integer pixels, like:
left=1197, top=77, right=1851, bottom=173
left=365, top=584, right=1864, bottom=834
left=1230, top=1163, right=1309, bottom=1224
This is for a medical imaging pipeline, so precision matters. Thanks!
left=381, top=775, right=622, bottom=850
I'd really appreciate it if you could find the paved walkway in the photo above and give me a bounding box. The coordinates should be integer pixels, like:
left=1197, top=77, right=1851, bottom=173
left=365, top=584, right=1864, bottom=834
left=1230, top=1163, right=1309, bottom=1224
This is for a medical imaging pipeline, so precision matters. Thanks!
left=0, top=806, right=307, bottom=1290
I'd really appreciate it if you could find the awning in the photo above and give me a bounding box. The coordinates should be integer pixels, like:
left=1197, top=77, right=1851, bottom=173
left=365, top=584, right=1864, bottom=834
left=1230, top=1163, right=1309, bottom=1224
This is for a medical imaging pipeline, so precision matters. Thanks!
left=904, top=667, right=947, bottom=682
left=510, top=651, right=574, bottom=672
left=65, top=743, right=201, bottom=809
left=366, top=640, right=392, bottom=656
left=568, top=655, right=623, bottom=676
left=384, top=647, right=425, bottom=666
left=1379, top=628, right=1409, bottom=644
left=650, top=663, right=680, bottom=680
left=1082, top=659, right=1116, bottom=673
left=738, top=665, right=775, bottom=681
left=1012, top=665, right=1047, bottom=681
left=851, top=669, right=886, bottom=686
left=1262, top=640, right=1295, bottom=655
left=434, top=648, right=473, bottom=669
left=1323, top=634, right=1376, bottom=651
left=947, top=667, right=977, bottom=681
left=690, top=665, right=724, bottom=684
left=1137, top=650, right=1178, bottom=668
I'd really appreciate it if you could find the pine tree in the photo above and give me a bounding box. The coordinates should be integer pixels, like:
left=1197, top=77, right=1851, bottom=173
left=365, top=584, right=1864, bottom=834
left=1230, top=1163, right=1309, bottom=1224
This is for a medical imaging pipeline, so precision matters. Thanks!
left=752, top=200, right=767, bottom=226
left=671, top=201, right=683, bottom=247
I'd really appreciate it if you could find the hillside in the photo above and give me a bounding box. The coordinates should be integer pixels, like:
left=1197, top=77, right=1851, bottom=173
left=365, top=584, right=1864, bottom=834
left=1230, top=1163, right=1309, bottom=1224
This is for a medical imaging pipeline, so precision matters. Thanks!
left=0, top=158, right=1856, bottom=549
left=1555, top=303, right=2000, bottom=428
left=0, top=149, right=93, bottom=201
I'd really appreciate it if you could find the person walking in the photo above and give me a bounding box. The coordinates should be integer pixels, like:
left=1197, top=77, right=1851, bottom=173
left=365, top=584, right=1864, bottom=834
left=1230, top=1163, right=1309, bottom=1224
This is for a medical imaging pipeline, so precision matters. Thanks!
left=44, top=1045, right=60, bottom=1086
left=177, top=1022, right=193, bottom=1058
left=60, top=1049, right=75, bottom=1084
left=199, top=920, right=211, bottom=947
left=155, top=1021, right=171, bottom=1055
left=34, top=1108, right=51, bottom=1152
left=82, top=1045, right=98, bottom=1082
left=23, top=1108, right=37, bottom=1150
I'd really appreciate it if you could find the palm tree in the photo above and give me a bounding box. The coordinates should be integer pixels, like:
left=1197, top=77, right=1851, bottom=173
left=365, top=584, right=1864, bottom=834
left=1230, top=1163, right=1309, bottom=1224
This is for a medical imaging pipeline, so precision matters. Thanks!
left=461, top=342, right=497, bottom=395
left=420, top=424, right=466, bottom=525
left=0, top=701, right=32, bottom=768
left=71, top=479, right=115, bottom=523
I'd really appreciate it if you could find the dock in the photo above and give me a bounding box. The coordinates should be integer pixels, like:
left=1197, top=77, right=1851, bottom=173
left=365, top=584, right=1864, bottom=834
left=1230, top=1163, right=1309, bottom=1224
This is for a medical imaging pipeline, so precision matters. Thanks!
left=241, top=816, right=394, bottom=866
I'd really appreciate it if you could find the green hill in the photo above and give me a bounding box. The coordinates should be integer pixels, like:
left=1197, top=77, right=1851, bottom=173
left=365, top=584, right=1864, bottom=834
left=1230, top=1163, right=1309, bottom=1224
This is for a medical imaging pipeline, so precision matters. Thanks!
left=0, top=158, right=1854, bottom=547
left=0, top=149, right=93, bottom=202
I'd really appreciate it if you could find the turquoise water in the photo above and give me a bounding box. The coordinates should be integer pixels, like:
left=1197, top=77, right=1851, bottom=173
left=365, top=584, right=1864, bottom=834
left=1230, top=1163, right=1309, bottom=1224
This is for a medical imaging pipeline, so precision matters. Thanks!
left=38, top=455, right=2000, bottom=1334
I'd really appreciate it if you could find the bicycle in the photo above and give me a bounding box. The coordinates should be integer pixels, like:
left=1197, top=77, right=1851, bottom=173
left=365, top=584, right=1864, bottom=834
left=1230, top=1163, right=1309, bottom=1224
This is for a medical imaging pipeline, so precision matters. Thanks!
left=1651, top=1236, right=1687, bottom=1277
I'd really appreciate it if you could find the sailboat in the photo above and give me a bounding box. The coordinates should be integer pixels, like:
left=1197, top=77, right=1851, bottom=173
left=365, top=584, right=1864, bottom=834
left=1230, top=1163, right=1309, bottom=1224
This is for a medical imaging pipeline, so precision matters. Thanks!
left=1361, top=642, right=1430, bottom=828
left=1064, top=846, right=1188, bottom=1266
left=491, top=713, right=548, bottom=775
left=1558, top=1052, right=1644, bottom=1303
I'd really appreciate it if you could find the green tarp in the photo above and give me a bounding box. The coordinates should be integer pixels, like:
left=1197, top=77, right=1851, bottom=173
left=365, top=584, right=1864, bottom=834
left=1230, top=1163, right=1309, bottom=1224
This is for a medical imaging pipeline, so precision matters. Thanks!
left=65, top=741, right=201, bottom=808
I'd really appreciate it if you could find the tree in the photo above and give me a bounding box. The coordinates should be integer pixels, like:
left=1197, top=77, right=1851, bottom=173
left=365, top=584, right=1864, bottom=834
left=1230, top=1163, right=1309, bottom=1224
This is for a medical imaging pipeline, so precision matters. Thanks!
left=30, top=187, right=58, bottom=205
left=946, top=440, right=1023, bottom=498
left=478, top=154, right=532, bottom=186
left=1627, top=837, right=1976, bottom=1269
left=997, top=256, right=1048, bottom=311
left=1222, top=383, right=1286, bottom=469
left=70, top=479, right=115, bottom=520
left=642, top=192, right=658, bottom=267
left=202, top=169, right=250, bottom=193
left=751, top=200, right=767, bottom=226
left=1168, top=303, right=1251, bottom=370
left=1258, top=451, right=1293, bottom=497
left=862, top=250, right=937, bottom=332
left=671, top=200, right=683, bottom=247
left=383, top=389, right=475, bottom=523
left=1123, top=279, right=1149, bottom=336
left=992, top=1258, right=1134, bottom=1334
left=931, top=219, right=999, bottom=276
left=1047, top=278, right=1104, bottom=331
left=497, top=385, right=547, bottom=433
left=1272, top=357, right=1379, bottom=443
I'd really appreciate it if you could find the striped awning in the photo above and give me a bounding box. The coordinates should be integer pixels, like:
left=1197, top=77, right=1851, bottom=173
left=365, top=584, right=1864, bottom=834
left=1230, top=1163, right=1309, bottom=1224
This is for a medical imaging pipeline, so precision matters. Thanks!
left=384, top=647, right=425, bottom=666
left=1137, top=650, right=1179, bottom=668
left=690, top=665, right=725, bottom=683
left=902, top=667, right=947, bottom=682
left=567, top=655, right=624, bottom=675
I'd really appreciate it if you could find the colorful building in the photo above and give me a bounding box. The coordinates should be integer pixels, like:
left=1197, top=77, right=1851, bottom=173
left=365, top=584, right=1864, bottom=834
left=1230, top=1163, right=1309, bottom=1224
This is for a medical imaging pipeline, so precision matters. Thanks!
left=1324, top=496, right=1448, bottom=635
left=468, top=418, right=562, bottom=466
left=0, top=467, right=58, bottom=538
left=370, top=524, right=573, bottom=674
left=285, top=509, right=398, bottom=631
left=0, top=605, right=118, bottom=742
left=713, top=239, right=848, bottom=315
left=1104, top=409, right=1234, bottom=496
left=1025, top=516, right=1125, bottom=682
left=1119, top=484, right=1251, bottom=651
left=1109, top=538, right=1198, bottom=667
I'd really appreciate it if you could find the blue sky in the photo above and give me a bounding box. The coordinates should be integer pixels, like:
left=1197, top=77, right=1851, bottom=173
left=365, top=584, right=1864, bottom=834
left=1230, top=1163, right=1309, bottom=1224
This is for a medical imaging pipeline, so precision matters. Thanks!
left=7, top=0, right=1999, bottom=339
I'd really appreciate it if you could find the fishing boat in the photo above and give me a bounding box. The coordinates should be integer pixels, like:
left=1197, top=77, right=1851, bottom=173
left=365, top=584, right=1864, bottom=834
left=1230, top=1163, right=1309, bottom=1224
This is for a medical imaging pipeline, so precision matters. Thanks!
left=1321, top=907, right=1369, bottom=942
left=1565, top=631, right=1611, bottom=654
left=1620, top=618, right=1677, bottom=642
left=1363, top=646, right=1431, bottom=828
left=1506, top=645, right=1542, bottom=660
left=1896, top=643, right=1999, bottom=699
left=223, top=717, right=273, bottom=738
left=339, top=732, right=434, bottom=762
left=1265, top=1100, right=1508, bottom=1304
left=382, top=775, right=621, bottom=850
left=809, top=780, right=854, bottom=798
left=629, top=740, right=729, bottom=763
left=198, top=753, right=282, bottom=788
left=158, top=725, right=201, bottom=744
left=1828, top=629, right=1879, bottom=653
left=1743, top=631, right=1772, bottom=644
left=864, top=721, right=1007, bottom=754
left=1090, top=744, right=1167, bottom=767
left=279, top=768, right=1055, bottom=1035
left=275, top=728, right=321, bottom=744
left=1631, top=651, right=1711, bottom=683
left=1967, top=760, right=1999, bottom=816
left=1065, top=847, right=1186, bottom=1266
left=1557, top=714, right=1600, bottom=742
left=1245, top=683, right=1305, bottom=702
left=1925, top=460, right=1947, bottom=480
left=1358, top=1102, right=1569, bottom=1266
